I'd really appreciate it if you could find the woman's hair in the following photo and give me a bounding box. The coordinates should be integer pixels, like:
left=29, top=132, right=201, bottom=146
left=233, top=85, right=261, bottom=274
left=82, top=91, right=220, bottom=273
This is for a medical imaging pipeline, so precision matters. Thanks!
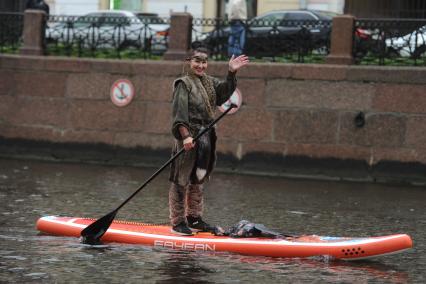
left=189, top=41, right=210, bottom=57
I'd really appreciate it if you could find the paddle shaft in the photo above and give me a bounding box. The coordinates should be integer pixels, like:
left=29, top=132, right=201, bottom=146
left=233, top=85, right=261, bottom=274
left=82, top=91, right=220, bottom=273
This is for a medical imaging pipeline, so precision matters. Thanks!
left=81, top=104, right=237, bottom=242
left=115, top=104, right=236, bottom=212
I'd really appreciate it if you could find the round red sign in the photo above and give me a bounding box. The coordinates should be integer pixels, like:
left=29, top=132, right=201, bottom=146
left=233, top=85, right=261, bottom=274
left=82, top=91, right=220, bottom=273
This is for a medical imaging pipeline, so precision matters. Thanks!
left=110, top=79, right=135, bottom=107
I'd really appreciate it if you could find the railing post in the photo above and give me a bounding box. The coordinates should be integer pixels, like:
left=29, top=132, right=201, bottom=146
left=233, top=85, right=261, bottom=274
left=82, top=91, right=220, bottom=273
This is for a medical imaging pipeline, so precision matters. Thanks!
left=19, top=9, right=46, bottom=56
left=164, top=12, right=193, bottom=60
left=325, top=15, right=355, bottom=65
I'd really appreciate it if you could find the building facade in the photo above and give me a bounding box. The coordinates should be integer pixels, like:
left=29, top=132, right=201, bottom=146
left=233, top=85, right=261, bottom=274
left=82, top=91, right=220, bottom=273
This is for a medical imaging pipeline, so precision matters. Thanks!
left=344, top=0, right=426, bottom=18
left=3, top=0, right=345, bottom=17
left=47, top=0, right=107, bottom=15
left=5, top=0, right=425, bottom=19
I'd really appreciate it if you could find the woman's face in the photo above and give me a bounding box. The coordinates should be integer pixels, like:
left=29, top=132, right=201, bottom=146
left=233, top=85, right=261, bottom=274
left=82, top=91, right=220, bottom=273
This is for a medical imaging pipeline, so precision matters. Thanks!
left=189, top=52, right=208, bottom=76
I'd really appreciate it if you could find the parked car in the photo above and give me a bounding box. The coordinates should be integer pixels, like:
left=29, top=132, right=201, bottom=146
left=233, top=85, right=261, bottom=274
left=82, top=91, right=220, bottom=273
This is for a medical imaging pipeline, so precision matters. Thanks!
left=46, top=10, right=169, bottom=54
left=385, top=25, right=426, bottom=58
left=135, top=12, right=169, bottom=55
left=203, top=9, right=338, bottom=58
left=353, top=27, right=378, bottom=59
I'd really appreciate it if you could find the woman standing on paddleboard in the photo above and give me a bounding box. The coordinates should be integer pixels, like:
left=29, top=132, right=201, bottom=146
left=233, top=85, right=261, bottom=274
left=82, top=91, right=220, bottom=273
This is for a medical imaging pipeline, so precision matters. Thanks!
left=169, top=42, right=249, bottom=235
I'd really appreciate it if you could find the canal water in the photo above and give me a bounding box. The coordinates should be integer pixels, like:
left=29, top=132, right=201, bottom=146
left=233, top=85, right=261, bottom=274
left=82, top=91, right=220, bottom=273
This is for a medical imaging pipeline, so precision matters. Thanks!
left=0, top=158, right=425, bottom=283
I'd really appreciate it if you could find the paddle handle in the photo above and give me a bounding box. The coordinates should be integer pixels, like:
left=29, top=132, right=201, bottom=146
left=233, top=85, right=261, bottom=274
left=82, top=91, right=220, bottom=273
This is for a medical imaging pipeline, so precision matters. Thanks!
left=115, top=104, right=237, bottom=211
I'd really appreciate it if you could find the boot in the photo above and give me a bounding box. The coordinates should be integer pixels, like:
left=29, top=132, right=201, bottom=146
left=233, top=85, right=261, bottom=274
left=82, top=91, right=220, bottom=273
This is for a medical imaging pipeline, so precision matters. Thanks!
left=171, top=221, right=193, bottom=236
left=187, top=216, right=214, bottom=232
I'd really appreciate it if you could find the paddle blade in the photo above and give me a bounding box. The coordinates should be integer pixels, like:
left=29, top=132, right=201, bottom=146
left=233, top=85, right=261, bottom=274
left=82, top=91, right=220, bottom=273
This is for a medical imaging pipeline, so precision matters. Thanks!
left=80, top=210, right=117, bottom=245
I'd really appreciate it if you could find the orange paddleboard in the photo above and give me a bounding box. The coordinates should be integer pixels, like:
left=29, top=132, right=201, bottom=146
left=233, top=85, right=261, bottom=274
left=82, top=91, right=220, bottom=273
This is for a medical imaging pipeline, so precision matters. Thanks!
left=36, top=216, right=412, bottom=260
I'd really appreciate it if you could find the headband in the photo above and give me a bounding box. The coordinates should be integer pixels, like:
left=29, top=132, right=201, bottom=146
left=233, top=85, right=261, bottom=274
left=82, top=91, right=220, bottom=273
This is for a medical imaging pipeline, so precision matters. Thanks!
left=190, top=54, right=208, bottom=61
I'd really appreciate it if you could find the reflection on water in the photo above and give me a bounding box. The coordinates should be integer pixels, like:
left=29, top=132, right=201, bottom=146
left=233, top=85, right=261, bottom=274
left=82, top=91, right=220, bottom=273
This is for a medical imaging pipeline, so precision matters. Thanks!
left=156, top=252, right=216, bottom=284
left=0, top=158, right=424, bottom=283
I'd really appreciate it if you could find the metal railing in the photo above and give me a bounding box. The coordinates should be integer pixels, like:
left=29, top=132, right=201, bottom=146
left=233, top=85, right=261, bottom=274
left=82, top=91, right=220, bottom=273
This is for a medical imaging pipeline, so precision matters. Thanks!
left=0, top=12, right=24, bottom=54
left=1, top=11, right=426, bottom=67
left=192, top=18, right=332, bottom=63
left=45, top=14, right=170, bottom=59
left=354, top=18, right=426, bottom=66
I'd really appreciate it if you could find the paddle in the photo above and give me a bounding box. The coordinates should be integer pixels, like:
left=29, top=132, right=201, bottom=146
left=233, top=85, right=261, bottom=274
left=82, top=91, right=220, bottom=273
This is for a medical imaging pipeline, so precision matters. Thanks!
left=81, top=103, right=238, bottom=244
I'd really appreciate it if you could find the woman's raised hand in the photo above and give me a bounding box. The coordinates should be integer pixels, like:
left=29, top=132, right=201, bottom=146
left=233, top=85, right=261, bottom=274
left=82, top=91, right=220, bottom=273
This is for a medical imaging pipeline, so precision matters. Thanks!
left=229, top=54, right=250, bottom=72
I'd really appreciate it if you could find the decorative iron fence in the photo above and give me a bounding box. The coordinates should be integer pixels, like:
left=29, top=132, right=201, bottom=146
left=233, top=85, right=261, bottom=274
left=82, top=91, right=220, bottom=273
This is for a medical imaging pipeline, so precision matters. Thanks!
left=192, top=18, right=332, bottom=63
left=45, top=12, right=170, bottom=59
left=2, top=11, right=426, bottom=67
left=354, top=18, right=426, bottom=66
left=0, top=12, right=24, bottom=54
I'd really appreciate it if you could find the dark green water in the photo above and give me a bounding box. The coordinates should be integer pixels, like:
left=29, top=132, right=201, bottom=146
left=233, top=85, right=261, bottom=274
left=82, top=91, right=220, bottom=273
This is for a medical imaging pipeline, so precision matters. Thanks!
left=0, top=158, right=424, bottom=283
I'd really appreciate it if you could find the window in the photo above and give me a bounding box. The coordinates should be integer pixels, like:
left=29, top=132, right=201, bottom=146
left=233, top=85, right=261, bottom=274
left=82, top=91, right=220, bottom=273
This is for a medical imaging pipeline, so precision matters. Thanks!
left=252, top=12, right=285, bottom=26
left=284, top=12, right=316, bottom=21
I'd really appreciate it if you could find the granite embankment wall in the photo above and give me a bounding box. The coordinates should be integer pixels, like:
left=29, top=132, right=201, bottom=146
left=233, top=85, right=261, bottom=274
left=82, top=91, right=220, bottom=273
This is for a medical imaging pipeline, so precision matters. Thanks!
left=1, top=54, right=426, bottom=185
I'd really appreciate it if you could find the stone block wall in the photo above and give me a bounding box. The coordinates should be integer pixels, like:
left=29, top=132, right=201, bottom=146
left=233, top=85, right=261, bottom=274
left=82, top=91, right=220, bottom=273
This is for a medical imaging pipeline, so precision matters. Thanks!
left=1, top=54, right=426, bottom=184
